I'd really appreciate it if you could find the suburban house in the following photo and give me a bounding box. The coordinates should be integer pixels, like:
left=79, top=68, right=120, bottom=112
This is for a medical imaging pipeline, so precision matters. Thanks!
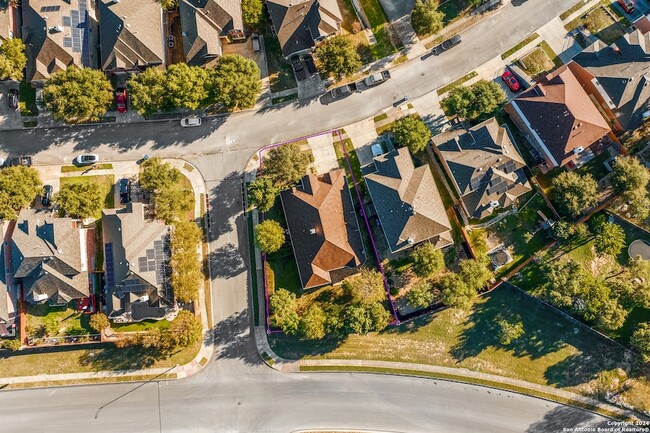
left=364, top=148, right=453, bottom=253
left=505, top=65, right=613, bottom=170
left=432, top=117, right=532, bottom=219
left=0, top=221, right=18, bottom=338
left=11, top=209, right=90, bottom=306
left=0, top=3, right=15, bottom=41
left=102, top=203, right=175, bottom=323
left=21, top=0, right=98, bottom=82
left=570, top=29, right=650, bottom=133
left=280, top=169, right=365, bottom=290
left=179, top=0, right=245, bottom=66
left=266, top=0, right=342, bottom=59
left=98, top=0, right=165, bottom=73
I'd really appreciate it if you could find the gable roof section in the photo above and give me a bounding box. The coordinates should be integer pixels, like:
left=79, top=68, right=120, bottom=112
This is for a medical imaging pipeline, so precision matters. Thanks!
left=364, top=148, right=453, bottom=253
left=433, top=117, right=532, bottom=218
left=98, top=0, right=164, bottom=70
left=280, top=169, right=364, bottom=289
left=573, top=29, right=650, bottom=130
left=11, top=209, right=89, bottom=303
left=267, top=0, right=342, bottom=58
left=510, top=65, right=611, bottom=167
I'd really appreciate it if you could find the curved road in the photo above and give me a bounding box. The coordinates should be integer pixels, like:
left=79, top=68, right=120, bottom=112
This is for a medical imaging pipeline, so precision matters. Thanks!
left=0, top=1, right=613, bottom=431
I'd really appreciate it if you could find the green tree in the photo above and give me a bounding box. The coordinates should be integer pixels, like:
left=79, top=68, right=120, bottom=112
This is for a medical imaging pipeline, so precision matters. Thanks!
left=410, top=0, right=445, bottom=36
left=323, top=303, right=345, bottom=333
left=368, top=302, right=392, bottom=330
left=596, top=298, right=628, bottom=331
left=140, top=157, right=181, bottom=192
left=459, top=258, right=492, bottom=292
left=128, top=68, right=168, bottom=115
left=270, top=288, right=299, bottom=334
left=343, top=268, right=386, bottom=305
left=392, top=116, right=432, bottom=154
left=44, top=316, right=60, bottom=337
left=551, top=220, right=573, bottom=241
left=153, top=187, right=194, bottom=224
left=0, top=37, right=27, bottom=81
left=247, top=176, right=279, bottom=212
left=497, top=319, right=524, bottom=345
left=439, top=273, right=475, bottom=309
left=43, top=67, right=113, bottom=123
left=169, top=310, right=203, bottom=348
left=209, top=54, right=261, bottom=109
left=631, top=322, right=650, bottom=363
left=611, top=155, right=650, bottom=193
left=57, top=181, right=103, bottom=218
left=300, top=303, right=327, bottom=339
left=0, top=166, right=42, bottom=220
left=165, top=63, right=209, bottom=109
left=255, top=220, right=286, bottom=253
left=242, top=0, right=264, bottom=28
left=157, top=0, right=178, bottom=10
left=1, top=338, right=20, bottom=351
left=411, top=242, right=445, bottom=278
left=89, top=313, right=110, bottom=333
left=552, top=171, right=598, bottom=218
left=170, top=221, right=202, bottom=303
left=406, top=280, right=434, bottom=309
left=315, top=35, right=362, bottom=79
left=345, top=303, right=390, bottom=335
left=623, top=187, right=650, bottom=221
left=442, top=80, right=506, bottom=121
left=593, top=222, right=625, bottom=257
left=263, top=143, right=311, bottom=187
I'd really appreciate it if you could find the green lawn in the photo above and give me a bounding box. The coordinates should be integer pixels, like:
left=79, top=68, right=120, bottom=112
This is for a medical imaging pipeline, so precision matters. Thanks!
left=358, top=0, right=398, bottom=59
left=501, top=33, right=539, bottom=60
left=269, top=283, right=630, bottom=395
left=518, top=46, right=554, bottom=78
left=264, top=201, right=302, bottom=295
left=560, top=1, right=588, bottom=20
left=59, top=174, right=115, bottom=218
left=111, top=319, right=171, bottom=333
left=25, top=303, right=93, bottom=338
left=436, top=71, right=477, bottom=96
left=61, top=163, right=113, bottom=173
left=262, top=25, right=297, bottom=93
left=565, top=6, right=626, bottom=45
left=19, top=81, right=38, bottom=116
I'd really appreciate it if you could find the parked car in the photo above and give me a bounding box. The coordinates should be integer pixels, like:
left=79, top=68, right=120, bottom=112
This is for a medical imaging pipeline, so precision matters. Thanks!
left=251, top=33, right=261, bottom=52
left=291, top=56, right=307, bottom=81
left=330, top=83, right=358, bottom=99
left=6, top=156, right=32, bottom=167
left=75, top=154, right=99, bottom=165
left=304, top=55, right=317, bottom=75
left=41, top=185, right=53, bottom=206
left=115, top=88, right=127, bottom=113
left=501, top=70, right=521, bottom=92
left=119, top=178, right=131, bottom=204
left=7, top=89, right=18, bottom=111
left=432, top=34, right=462, bottom=54
left=364, top=70, right=391, bottom=86
left=617, top=0, right=635, bottom=13
left=180, top=116, right=202, bottom=127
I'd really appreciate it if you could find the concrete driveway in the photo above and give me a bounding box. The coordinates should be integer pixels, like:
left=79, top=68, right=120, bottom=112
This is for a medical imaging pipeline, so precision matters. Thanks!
left=0, top=81, right=23, bottom=130
left=378, top=0, right=415, bottom=20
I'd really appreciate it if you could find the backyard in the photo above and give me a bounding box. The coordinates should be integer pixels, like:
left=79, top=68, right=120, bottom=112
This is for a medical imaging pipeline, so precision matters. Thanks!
left=358, top=0, right=399, bottom=59
left=262, top=25, right=297, bottom=93
left=565, top=5, right=626, bottom=45
left=25, top=303, right=94, bottom=339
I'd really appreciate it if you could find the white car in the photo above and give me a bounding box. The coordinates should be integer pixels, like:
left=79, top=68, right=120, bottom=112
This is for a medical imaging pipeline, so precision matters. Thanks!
left=180, top=116, right=202, bottom=127
left=75, top=154, right=100, bottom=165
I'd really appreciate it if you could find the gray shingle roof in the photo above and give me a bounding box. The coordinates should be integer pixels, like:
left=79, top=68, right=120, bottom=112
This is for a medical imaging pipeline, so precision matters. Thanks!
left=433, top=117, right=532, bottom=219
left=364, top=148, right=452, bottom=253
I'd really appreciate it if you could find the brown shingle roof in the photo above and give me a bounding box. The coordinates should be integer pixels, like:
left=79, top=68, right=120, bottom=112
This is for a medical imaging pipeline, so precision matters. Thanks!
left=280, top=169, right=364, bottom=289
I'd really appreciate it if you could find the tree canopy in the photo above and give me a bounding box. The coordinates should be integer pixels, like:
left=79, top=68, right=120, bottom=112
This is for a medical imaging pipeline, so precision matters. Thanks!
left=459, top=258, right=492, bottom=292
left=242, top=0, right=264, bottom=27
left=611, top=156, right=650, bottom=193
left=154, top=187, right=194, bottom=224
left=263, top=143, right=311, bottom=187
left=166, top=63, right=209, bottom=110
left=439, top=273, right=475, bottom=309
left=411, top=242, right=445, bottom=278
left=57, top=181, right=103, bottom=218
left=441, top=80, right=506, bottom=121
left=406, top=280, right=435, bottom=309
left=410, top=0, right=445, bottom=36
left=552, top=171, right=598, bottom=218
left=169, top=310, right=203, bottom=348
left=209, top=55, right=261, bottom=109
left=300, top=303, right=327, bottom=339
left=89, top=313, right=110, bottom=333
left=631, top=322, right=650, bottom=363
left=255, top=220, right=286, bottom=253
left=345, top=303, right=391, bottom=335
left=0, top=38, right=27, bottom=81
left=343, top=268, right=386, bottom=305
left=270, top=288, right=299, bottom=334
left=247, top=176, right=279, bottom=212
left=593, top=222, right=626, bottom=257
left=140, top=157, right=181, bottom=192
left=497, top=319, right=525, bottom=345
left=0, top=166, right=42, bottom=220
left=315, top=35, right=362, bottom=79
left=43, top=67, right=113, bottom=124
left=128, top=68, right=168, bottom=116
left=392, top=116, right=432, bottom=154
left=170, top=220, right=203, bottom=303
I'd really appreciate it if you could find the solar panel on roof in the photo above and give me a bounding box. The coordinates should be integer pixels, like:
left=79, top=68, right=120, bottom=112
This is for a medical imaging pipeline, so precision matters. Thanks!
left=504, top=160, right=516, bottom=173
left=104, top=243, right=115, bottom=287
left=63, top=37, right=72, bottom=47
left=62, top=16, right=71, bottom=26
left=40, top=5, right=61, bottom=12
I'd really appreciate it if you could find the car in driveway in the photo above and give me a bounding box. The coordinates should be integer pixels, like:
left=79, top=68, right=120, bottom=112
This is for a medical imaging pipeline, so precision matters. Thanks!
left=617, top=0, right=635, bottom=13
left=501, top=70, right=521, bottom=92
left=291, top=55, right=307, bottom=81
left=75, top=154, right=99, bottom=165
left=41, top=185, right=53, bottom=206
left=119, top=178, right=131, bottom=204
left=115, top=88, right=127, bottom=113
left=7, top=89, right=18, bottom=111
left=432, top=34, right=461, bottom=54
left=180, top=116, right=202, bottom=127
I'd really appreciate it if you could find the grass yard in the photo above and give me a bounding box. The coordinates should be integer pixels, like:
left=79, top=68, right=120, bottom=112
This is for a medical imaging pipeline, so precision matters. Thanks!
left=61, top=163, right=113, bottom=173
left=264, top=200, right=302, bottom=296
left=358, top=0, right=398, bottom=59
left=110, top=319, right=172, bottom=333
left=19, top=81, right=38, bottom=116
left=518, top=46, right=554, bottom=78
left=59, top=174, right=115, bottom=218
left=262, top=26, right=297, bottom=93
left=26, top=303, right=94, bottom=338
left=247, top=213, right=260, bottom=326
left=0, top=341, right=200, bottom=378
left=565, top=6, right=626, bottom=45
left=436, top=71, right=478, bottom=96
left=269, top=283, right=632, bottom=396
left=560, top=1, right=588, bottom=20
left=501, top=33, right=539, bottom=60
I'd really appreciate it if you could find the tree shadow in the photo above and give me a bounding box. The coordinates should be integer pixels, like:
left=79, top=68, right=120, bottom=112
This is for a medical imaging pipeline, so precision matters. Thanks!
left=525, top=405, right=609, bottom=433
left=267, top=332, right=349, bottom=360
left=210, top=242, right=245, bottom=279
left=210, top=310, right=261, bottom=365
left=208, top=171, right=243, bottom=241
left=543, top=351, right=616, bottom=388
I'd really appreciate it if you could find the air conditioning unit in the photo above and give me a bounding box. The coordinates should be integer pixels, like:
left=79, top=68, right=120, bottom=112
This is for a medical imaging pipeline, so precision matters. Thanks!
left=490, top=201, right=499, bottom=208
left=573, top=146, right=584, bottom=155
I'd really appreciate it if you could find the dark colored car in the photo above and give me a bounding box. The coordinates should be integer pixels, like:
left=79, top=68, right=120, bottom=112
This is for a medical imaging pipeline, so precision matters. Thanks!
left=6, top=156, right=32, bottom=167
left=330, top=83, right=358, bottom=100
left=119, top=178, right=131, bottom=204
left=617, top=0, right=635, bottom=13
left=291, top=56, right=307, bottom=81
left=42, top=185, right=53, bottom=206
left=501, top=70, right=521, bottom=92
left=115, top=88, right=127, bottom=113
left=433, top=35, right=462, bottom=54
left=304, top=55, right=317, bottom=75
left=7, top=88, right=18, bottom=111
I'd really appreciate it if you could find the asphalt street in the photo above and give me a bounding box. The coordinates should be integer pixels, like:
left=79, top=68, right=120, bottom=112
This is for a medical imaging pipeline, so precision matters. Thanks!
left=0, top=1, right=615, bottom=431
